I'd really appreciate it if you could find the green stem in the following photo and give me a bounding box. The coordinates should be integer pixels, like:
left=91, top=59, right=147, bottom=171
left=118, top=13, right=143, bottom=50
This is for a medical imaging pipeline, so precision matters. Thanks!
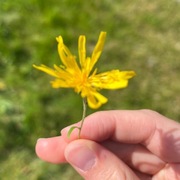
left=67, top=98, right=87, bottom=138
left=78, top=98, right=87, bottom=138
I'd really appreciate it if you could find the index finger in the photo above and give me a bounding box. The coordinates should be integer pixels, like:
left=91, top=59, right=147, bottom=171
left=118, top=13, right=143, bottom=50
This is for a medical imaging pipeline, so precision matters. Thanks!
left=61, top=110, right=180, bottom=163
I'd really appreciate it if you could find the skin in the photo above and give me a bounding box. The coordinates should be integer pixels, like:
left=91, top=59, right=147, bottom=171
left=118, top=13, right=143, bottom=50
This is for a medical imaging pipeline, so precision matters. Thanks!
left=35, top=110, right=180, bottom=180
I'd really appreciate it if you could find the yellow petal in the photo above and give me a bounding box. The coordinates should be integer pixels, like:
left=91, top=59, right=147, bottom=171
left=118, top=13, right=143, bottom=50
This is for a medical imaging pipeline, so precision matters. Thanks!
left=86, top=91, right=108, bottom=109
left=51, top=79, right=72, bottom=88
left=89, top=70, right=136, bottom=89
left=90, top=32, right=106, bottom=72
left=33, top=64, right=59, bottom=78
left=56, top=36, right=74, bottom=66
left=78, top=35, right=86, bottom=68
left=57, top=36, right=81, bottom=75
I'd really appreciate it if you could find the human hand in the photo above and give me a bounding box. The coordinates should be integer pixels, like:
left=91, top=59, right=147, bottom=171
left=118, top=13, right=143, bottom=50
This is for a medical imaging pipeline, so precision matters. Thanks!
left=35, top=110, right=180, bottom=179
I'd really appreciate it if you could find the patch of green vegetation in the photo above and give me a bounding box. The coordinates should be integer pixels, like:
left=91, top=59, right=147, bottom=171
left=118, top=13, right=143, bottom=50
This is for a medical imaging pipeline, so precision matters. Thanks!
left=0, top=0, right=179, bottom=179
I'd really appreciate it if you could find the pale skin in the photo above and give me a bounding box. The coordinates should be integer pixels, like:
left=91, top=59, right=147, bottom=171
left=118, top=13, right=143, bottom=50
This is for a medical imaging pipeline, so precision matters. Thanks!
left=35, top=110, right=180, bottom=179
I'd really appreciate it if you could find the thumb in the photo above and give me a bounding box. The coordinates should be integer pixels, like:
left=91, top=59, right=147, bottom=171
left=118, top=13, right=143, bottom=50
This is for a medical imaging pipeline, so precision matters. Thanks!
left=64, top=139, right=139, bottom=180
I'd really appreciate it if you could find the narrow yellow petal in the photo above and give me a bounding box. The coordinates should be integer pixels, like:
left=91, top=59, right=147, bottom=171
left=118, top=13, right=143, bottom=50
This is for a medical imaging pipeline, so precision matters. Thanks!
left=89, top=70, right=136, bottom=89
left=78, top=35, right=86, bottom=67
left=33, top=64, right=59, bottom=78
left=56, top=36, right=74, bottom=67
left=57, top=36, right=81, bottom=75
left=86, top=91, right=108, bottom=109
left=51, top=79, right=72, bottom=88
left=53, top=64, right=73, bottom=80
left=82, top=57, right=92, bottom=76
left=90, top=32, right=106, bottom=71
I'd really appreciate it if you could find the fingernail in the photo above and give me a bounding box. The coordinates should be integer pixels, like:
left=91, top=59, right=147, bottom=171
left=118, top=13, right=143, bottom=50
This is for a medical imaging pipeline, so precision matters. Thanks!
left=65, top=144, right=96, bottom=171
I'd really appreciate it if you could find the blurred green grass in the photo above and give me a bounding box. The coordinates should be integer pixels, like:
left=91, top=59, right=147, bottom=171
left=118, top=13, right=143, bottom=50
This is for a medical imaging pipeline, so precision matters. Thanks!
left=0, top=0, right=180, bottom=179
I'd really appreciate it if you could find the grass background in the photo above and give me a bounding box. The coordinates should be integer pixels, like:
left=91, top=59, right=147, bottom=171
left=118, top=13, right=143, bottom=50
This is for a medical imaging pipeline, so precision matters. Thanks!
left=0, top=0, right=180, bottom=179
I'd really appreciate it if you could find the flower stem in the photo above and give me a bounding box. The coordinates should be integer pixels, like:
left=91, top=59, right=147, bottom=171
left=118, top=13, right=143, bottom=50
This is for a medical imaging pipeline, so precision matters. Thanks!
left=78, top=98, right=87, bottom=138
left=67, top=98, right=87, bottom=138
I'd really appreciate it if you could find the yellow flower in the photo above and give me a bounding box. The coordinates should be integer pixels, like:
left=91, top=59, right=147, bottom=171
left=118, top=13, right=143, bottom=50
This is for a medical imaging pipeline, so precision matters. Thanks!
left=33, top=32, right=136, bottom=109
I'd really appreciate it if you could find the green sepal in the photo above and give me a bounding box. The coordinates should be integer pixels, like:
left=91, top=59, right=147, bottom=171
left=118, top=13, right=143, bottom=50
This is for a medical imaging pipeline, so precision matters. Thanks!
left=67, top=126, right=80, bottom=138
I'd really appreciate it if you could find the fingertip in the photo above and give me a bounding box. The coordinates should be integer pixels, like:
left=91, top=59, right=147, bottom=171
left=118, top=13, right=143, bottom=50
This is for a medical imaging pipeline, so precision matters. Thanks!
left=35, top=136, right=68, bottom=164
left=35, top=138, right=50, bottom=160
left=35, top=138, right=46, bottom=157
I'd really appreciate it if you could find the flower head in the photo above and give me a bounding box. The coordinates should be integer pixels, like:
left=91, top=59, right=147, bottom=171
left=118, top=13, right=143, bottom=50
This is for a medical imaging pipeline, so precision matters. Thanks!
left=33, top=32, right=136, bottom=109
